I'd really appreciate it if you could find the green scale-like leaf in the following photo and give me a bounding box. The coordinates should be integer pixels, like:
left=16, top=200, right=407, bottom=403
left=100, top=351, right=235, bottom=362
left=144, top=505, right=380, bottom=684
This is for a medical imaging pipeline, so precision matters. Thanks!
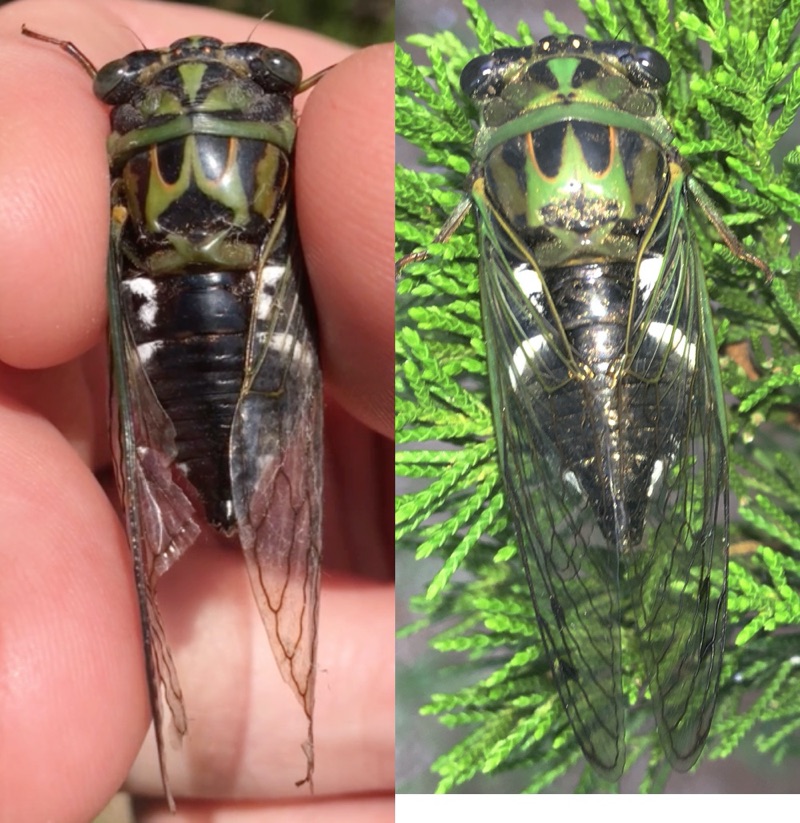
left=397, top=0, right=800, bottom=794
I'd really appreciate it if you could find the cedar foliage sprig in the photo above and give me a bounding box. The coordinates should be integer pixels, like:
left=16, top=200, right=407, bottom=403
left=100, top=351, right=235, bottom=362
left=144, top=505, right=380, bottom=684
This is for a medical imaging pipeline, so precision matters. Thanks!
left=396, top=0, right=800, bottom=793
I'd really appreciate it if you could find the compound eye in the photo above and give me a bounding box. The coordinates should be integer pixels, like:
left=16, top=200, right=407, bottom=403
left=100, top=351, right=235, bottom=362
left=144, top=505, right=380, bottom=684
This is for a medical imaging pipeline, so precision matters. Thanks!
left=94, top=50, right=160, bottom=104
left=257, top=49, right=302, bottom=91
left=232, top=44, right=302, bottom=92
left=595, top=40, right=671, bottom=88
left=460, top=47, right=530, bottom=99
left=630, top=46, right=671, bottom=87
left=461, top=54, right=499, bottom=98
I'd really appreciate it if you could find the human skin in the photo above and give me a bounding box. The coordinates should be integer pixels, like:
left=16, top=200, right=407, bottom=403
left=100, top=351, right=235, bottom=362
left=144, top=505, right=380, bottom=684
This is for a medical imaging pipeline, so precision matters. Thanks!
left=0, top=1, right=394, bottom=821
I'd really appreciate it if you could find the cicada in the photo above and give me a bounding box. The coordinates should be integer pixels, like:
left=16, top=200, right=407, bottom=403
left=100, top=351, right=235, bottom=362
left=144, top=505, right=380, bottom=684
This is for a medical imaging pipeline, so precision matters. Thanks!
left=399, top=36, right=769, bottom=779
left=23, top=28, right=324, bottom=807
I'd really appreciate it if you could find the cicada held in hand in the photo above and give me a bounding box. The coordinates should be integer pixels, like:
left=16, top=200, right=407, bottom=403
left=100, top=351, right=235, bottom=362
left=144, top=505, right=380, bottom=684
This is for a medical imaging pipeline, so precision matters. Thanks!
left=398, top=36, right=770, bottom=779
left=22, top=27, right=324, bottom=808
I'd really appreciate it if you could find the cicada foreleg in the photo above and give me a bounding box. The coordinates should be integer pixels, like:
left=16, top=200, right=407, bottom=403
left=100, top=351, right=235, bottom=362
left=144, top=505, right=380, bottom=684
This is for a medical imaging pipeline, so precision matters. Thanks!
left=395, top=194, right=473, bottom=279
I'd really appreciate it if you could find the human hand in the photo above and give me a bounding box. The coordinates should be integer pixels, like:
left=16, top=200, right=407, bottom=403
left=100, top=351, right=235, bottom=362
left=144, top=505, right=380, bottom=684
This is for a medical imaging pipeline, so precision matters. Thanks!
left=0, top=1, right=393, bottom=821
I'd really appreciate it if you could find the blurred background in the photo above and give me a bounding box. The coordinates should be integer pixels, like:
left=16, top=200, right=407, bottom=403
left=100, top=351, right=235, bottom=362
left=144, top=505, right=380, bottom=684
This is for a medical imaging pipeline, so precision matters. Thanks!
left=171, top=0, right=393, bottom=44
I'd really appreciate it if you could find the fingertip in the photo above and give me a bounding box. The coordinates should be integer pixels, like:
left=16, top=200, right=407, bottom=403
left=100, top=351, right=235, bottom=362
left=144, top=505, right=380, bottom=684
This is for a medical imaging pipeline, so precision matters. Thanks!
left=297, top=44, right=394, bottom=439
left=0, top=36, right=108, bottom=368
left=0, top=404, right=147, bottom=820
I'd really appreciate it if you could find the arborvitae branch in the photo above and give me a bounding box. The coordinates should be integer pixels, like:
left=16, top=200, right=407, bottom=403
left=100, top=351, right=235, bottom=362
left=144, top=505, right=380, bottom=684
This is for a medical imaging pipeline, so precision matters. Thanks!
left=397, top=0, right=800, bottom=793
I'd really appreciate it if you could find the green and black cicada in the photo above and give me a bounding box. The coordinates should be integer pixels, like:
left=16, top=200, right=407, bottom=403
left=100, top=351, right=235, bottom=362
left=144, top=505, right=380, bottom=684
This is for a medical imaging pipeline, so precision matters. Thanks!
left=399, top=35, right=770, bottom=779
left=23, top=27, right=324, bottom=807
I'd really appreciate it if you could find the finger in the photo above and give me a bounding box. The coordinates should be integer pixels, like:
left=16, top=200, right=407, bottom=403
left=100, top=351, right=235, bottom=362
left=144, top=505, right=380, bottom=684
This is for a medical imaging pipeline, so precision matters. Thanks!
left=0, top=2, right=112, bottom=369
left=137, top=794, right=393, bottom=823
left=323, top=395, right=394, bottom=578
left=0, top=345, right=110, bottom=471
left=125, top=547, right=394, bottom=805
left=0, top=403, right=147, bottom=823
left=297, top=44, right=395, bottom=440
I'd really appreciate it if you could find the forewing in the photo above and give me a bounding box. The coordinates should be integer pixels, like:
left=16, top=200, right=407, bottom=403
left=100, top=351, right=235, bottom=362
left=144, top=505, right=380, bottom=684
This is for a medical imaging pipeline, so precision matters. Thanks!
left=230, top=204, right=323, bottom=784
left=625, top=190, right=728, bottom=769
left=108, top=219, right=202, bottom=810
left=476, top=199, right=627, bottom=778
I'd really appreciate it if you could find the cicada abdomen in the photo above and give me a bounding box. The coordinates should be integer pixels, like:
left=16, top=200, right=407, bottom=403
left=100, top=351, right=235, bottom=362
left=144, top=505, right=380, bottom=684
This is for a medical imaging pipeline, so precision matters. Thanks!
left=23, top=28, right=323, bottom=808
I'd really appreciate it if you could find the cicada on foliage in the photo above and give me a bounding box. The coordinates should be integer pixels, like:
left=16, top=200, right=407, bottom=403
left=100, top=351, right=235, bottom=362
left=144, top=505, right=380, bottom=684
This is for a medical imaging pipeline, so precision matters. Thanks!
left=23, top=27, right=324, bottom=807
left=399, top=36, right=770, bottom=778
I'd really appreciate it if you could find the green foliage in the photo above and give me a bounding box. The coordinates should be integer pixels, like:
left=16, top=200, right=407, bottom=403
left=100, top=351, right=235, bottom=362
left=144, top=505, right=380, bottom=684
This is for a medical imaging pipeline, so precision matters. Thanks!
left=396, top=0, right=800, bottom=793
